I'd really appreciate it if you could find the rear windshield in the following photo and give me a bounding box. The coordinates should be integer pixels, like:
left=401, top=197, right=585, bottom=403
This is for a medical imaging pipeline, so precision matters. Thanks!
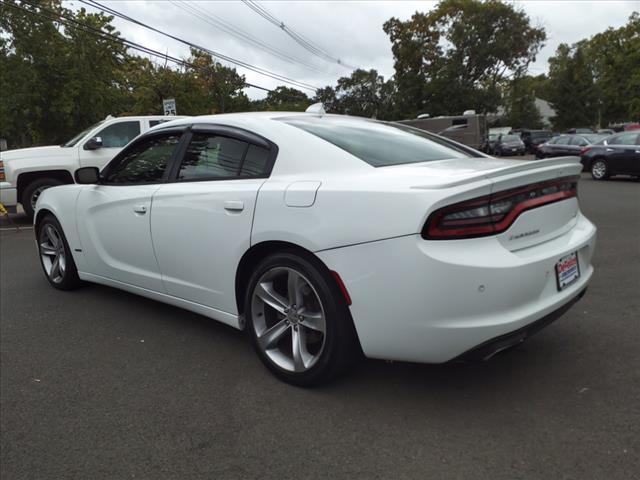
left=279, top=116, right=467, bottom=167
left=531, top=131, right=552, bottom=139
left=585, top=134, right=607, bottom=143
left=501, top=135, right=521, bottom=142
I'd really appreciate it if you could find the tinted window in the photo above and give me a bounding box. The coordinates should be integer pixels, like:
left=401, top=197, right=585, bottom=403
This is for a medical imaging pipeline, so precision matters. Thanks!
left=501, top=135, right=520, bottom=142
left=95, top=121, right=141, bottom=148
left=452, top=118, right=468, bottom=126
left=179, top=134, right=248, bottom=180
left=63, top=121, right=104, bottom=147
left=104, top=134, right=180, bottom=184
left=531, top=131, right=551, bottom=140
left=149, top=120, right=170, bottom=127
left=608, top=133, right=638, bottom=145
left=570, top=136, right=589, bottom=146
left=241, top=144, right=271, bottom=177
left=554, top=136, right=571, bottom=145
left=281, top=117, right=467, bottom=167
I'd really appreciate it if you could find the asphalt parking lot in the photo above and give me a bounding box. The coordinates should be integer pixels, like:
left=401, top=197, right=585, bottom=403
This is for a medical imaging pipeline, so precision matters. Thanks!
left=1, top=172, right=638, bottom=479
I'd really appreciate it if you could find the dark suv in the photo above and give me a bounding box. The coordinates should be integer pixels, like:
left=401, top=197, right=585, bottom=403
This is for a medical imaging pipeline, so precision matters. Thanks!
left=580, top=131, right=640, bottom=180
left=519, top=130, right=553, bottom=154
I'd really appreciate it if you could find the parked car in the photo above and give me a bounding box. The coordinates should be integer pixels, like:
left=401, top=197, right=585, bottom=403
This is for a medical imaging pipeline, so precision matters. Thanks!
left=580, top=131, right=640, bottom=180
left=518, top=129, right=553, bottom=154
left=535, top=134, right=607, bottom=159
left=34, top=112, right=595, bottom=386
left=597, top=129, right=615, bottom=135
left=493, top=134, right=526, bottom=156
left=480, top=133, right=499, bottom=154
left=567, top=128, right=594, bottom=134
left=0, top=115, right=182, bottom=217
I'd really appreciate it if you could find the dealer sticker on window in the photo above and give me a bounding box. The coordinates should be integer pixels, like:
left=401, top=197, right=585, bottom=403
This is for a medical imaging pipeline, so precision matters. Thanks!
left=556, top=252, right=580, bottom=291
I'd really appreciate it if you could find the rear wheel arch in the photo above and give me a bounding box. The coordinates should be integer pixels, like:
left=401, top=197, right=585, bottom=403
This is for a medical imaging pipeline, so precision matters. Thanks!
left=235, top=241, right=326, bottom=316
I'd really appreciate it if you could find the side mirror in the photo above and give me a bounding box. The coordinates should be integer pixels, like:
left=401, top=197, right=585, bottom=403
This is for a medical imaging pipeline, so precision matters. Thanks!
left=0, top=138, right=7, bottom=152
left=84, top=136, right=103, bottom=150
left=74, top=167, right=100, bottom=184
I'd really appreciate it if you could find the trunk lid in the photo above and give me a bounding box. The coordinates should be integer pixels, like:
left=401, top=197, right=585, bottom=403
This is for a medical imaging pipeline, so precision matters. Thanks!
left=387, top=156, right=583, bottom=250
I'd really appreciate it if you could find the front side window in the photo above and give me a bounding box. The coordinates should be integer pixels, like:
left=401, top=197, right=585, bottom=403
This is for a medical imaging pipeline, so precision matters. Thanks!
left=94, top=121, right=141, bottom=148
left=63, top=121, right=104, bottom=147
left=178, top=134, right=271, bottom=180
left=104, top=134, right=180, bottom=184
left=280, top=116, right=467, bottom=167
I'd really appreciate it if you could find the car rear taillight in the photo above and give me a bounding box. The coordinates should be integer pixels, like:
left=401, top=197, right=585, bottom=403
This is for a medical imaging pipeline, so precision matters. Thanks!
left=579, top=147, right=591, bottom=155
left=423, top=176, right=579, bottom=240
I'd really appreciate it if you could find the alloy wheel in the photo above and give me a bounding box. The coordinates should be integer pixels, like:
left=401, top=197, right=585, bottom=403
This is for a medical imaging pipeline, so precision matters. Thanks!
left=39, top=224, right=66, bottom=283
left=592, top=161, right=606, bottom=179
left=251, top=267, right=326, bottom=373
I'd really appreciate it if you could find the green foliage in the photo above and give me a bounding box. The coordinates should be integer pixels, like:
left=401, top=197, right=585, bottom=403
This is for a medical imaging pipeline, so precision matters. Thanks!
left=0, top=2, right=248, bottom=148
left=502, top=76, right=544, bottom=129
left=250, top=86, right=310, bottom=112
left=546, top=12, right=640, bottom=130
left=383, top=0, right=546, bottom=118
left=314, top=69, right=394, bottom=119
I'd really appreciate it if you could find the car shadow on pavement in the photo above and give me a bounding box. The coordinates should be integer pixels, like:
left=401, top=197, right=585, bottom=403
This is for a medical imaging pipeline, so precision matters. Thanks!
left=80, top=279, right=566, bottom=401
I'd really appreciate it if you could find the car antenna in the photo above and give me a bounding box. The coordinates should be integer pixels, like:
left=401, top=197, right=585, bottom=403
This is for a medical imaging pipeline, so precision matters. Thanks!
left=305, top=103, right=326, bottom=116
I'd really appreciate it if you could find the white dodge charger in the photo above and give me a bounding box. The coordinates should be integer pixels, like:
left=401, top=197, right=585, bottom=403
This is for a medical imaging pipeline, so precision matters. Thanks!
left=35, top=112, right=596, bottom=385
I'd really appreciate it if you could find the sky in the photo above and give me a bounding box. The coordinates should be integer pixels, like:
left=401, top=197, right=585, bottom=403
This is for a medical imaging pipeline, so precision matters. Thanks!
left=67, top=0, right=639, bottom=99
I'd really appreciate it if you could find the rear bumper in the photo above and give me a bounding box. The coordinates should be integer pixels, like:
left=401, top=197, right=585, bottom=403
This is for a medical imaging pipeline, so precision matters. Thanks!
left=453, top=288, right=587, bottom=361
left=317, top=213, right=596, bottom=363
left=0, top=182, right=17, bottom=208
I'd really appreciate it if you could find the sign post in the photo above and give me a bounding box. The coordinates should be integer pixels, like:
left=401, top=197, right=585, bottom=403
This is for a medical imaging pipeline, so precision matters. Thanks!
left=162, top=98, right=177, bottom=116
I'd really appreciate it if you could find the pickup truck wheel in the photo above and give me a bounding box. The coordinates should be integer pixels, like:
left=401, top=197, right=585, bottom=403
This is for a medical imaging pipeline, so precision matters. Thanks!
left=21, top=178, right=64, bottom=217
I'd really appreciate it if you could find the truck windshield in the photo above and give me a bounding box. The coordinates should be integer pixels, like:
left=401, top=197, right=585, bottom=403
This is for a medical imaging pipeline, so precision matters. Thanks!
left=62, top=121, right=104, bottom=147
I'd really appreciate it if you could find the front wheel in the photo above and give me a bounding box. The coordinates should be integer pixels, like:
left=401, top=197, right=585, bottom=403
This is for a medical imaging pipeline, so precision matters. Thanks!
left=245, top=252, right=358, bottom=386
left=591, top=159, right=610, bottom=180
left=37, top=214, right=81, bottom=290
left=22, top=178, right=64, bottom=218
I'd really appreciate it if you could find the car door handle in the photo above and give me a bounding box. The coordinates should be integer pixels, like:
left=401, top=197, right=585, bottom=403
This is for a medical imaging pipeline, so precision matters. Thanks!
left=133, top=205, right=147, bottom=214
left=224, top=200, right=244, bottom=212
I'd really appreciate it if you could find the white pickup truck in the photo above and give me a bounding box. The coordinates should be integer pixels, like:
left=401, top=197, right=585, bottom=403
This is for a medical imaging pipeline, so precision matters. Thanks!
left=0, top=115, right=182, bottom=217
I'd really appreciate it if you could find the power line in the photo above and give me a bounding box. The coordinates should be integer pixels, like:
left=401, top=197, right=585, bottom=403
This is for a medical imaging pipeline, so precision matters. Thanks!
left=1, top=0, right=296, bottom=98
left=241, top=0, right=357, bottom=70
left=79, top=0, right=320, bottom=92
left=169, top=0, right=326, bottom=75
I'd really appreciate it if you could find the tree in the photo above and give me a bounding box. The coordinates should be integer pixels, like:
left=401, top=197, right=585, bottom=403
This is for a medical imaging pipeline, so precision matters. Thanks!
left=383, top=0, right=546, bottom=119
left=546, top=13, right=640, bottom=130
left=250, top=86, right=310, bottom=112
left=314, top=69, right=395, bottom=119
left=546, top=42, right=596, bottom=130
left=503, top=76, right=543, bottom=129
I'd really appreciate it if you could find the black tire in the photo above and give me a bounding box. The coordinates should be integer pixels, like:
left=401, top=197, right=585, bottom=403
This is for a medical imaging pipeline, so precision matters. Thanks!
left=245, top=251, right=359, bottom=386
left=37, top=214, right=82, bottom=290
left=590, top=159, right=610, bottom=180
left=21, top=178, right=64, bottom=218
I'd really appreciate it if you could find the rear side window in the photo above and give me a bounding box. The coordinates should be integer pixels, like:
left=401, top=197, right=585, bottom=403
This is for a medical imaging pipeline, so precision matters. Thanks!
left=280, top=117, right=467, bottom=167
left=177, top=134, right=271, bottom=180
left=570, top=136, right=588, bottom=146
left=554, top=136, right=571, bottom=145
left=607, top=133, right=638, bottom=145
